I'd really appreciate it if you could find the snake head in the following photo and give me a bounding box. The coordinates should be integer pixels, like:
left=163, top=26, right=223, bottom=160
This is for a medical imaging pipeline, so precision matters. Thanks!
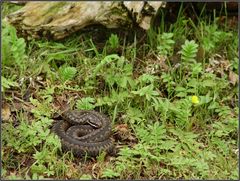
left=86, top=116, right=102, bottom=128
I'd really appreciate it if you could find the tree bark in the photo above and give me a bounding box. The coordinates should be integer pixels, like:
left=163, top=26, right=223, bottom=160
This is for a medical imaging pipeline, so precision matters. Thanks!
left=5, top=1, right=165, bottom=40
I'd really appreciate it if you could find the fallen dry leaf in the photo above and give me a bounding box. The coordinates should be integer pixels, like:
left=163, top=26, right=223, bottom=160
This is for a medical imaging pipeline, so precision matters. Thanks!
left=66, top=163, right=79, bottom=179
left=229, top=70, right=238, bottom=86
left=2, top=103, right=11, bottom=121
left=114, top=124, right=137, bottom=142
left=11, top=102, right=35, bottom=113
left=115, top=123, right=129, bottom=133
left=206, top=54, right=234, bottom=79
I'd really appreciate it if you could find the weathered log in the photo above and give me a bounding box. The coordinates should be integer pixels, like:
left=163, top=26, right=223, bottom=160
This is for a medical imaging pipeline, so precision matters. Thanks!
left=5, top=1, right=166, bottom=40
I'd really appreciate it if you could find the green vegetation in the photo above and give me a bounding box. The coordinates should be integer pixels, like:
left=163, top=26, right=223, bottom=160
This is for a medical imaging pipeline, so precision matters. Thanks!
left=1, top=3, right=238, bottom=180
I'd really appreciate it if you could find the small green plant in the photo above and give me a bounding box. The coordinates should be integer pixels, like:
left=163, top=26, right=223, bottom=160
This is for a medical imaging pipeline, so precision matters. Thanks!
left=96, top=90, right=132, bottom=108
left=179, top=40, right=199, bottom=63
left=2, top=21, right=27, bottom=75
left=79, top=174, right=92, bottom=180
left=102, top=168, right=120, bottom=179
left=3, top=116, right=56, bottom=153
left=199, top=23, right=233, bottom=56
left=1, top=76, right=19, bottom=92
left=169, top=98, right=193, bottom=129
left=131, top=84, right=159, bottom=102
left=160, top=72, right=176, bottom=97
left=157, top=32, right=175, bottom=56
left=108, top=34, right=119, bottom=50
left=92, top=54, right=135, bottom=90
left=76, top=97, right=96, bottom=110
left=137, top=73, right=159, bottom=86
left=58, top=66, right=77, bottom=82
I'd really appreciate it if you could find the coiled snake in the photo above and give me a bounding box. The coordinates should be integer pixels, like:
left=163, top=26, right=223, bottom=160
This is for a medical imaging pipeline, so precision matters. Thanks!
left=52, top=110, right=114, bottom=156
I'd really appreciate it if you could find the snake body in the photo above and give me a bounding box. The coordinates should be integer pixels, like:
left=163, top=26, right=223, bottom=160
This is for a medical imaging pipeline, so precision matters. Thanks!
left=52, top=110, right=114, bottom=156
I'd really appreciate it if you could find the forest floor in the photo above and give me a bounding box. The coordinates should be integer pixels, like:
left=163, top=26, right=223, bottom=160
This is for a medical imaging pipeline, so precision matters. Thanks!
left=1, top=2, right=238, bottom=180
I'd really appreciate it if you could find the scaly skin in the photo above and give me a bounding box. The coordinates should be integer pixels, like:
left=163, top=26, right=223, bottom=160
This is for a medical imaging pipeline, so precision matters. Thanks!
left=52, top=110, right=114, bottom=156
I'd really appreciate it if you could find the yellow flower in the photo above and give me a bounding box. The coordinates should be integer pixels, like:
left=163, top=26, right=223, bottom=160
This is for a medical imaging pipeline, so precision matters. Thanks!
left=191, top=96, right=199, bottom=104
